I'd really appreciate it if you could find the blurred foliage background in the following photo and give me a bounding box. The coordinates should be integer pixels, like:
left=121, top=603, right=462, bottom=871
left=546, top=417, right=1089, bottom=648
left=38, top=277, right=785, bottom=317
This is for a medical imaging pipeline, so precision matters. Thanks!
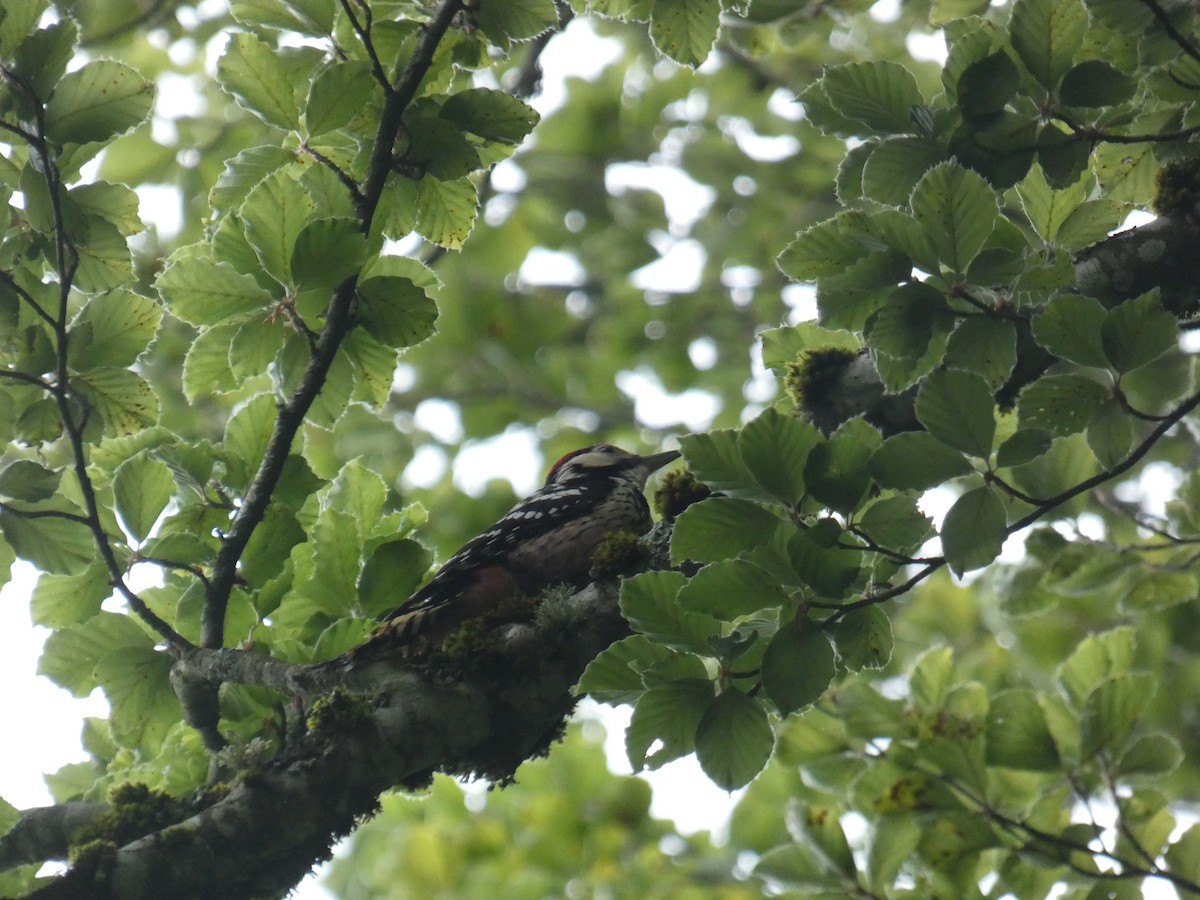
left=5, top=0, right=1200, bottom=896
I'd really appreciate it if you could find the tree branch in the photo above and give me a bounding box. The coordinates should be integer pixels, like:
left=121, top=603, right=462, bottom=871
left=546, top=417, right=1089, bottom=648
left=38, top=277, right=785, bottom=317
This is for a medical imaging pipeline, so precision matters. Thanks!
left=201, top=0, right=467, bottom=654
left=0, top=802, right=107, bottom=871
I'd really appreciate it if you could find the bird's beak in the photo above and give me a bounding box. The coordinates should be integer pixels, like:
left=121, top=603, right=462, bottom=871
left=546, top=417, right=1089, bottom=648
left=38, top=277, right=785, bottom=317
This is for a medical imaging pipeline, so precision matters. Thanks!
left=639, top=448, right=681, bottom=473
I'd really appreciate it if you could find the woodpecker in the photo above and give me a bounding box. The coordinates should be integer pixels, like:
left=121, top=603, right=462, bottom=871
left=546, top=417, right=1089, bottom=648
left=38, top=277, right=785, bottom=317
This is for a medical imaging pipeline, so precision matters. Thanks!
left=364, top=444, right=680, bottom=653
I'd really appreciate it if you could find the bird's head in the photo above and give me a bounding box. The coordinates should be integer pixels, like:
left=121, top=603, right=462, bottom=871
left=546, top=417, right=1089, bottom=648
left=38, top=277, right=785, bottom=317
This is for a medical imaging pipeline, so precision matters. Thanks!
left=545, top=444, right=680, bottom=488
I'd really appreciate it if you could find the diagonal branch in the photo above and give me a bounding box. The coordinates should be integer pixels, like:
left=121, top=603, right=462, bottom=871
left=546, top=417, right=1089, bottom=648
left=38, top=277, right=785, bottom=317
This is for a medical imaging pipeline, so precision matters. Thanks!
left=201, top=0, right=467, bottom=653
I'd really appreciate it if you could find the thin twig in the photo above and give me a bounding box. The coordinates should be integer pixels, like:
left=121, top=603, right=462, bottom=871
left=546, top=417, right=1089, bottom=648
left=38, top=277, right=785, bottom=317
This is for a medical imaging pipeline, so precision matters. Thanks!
left=1136, top=0, right=1200, bottom=67
left=338, top=0, right=391, bottom=91
left=0, top=268, right=57, bottom=327
left=814, top=386, right=1200, bottom=622
left=5, top=58, right=189, bottom=649
left=0, top=503, right=93, bottom=525
left=0, top=369, right=51, bottom=389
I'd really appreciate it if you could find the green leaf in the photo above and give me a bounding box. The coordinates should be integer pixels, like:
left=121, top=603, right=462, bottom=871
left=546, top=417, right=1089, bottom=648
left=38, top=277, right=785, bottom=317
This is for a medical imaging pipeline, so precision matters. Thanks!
left=761, top=628, right=836, bottom=715
left=1017, top=163, right=1083, bottom=243
left=866, top=815, right=921, bottom=890
left=620, top=570, right=719, bottom=653
left=957, top=51, right=1020, bottom=121
left=404, top=117, right=482, bottom=181
left=355, top=276, right=439, bottom=348
left=819, top=62, right=924, bottom=135
left=1053, top=198, right=1124, bottom=249
left=313, top=618, right=375, bottom=661
left=304, top=61, right=378, bottom=137
left=915, top=369, right=995, bottom=458
left=1080, top=674, right=1154, bottom=759
left=577, top=635, right=669, bottom=705
left=44, top=60, right=154, bottom=144
left=113, top=455, right=175, bottom=543
left=30, top=565, right=111, bottom=628
left=0, top=0, right=49, bottom=58
left=649, top=0, right=720, bottom=67
left=1059, top=59, right=1136, bottom=107
left=290, top=217, right=367, bottom=291
left=70, top=181, right=143, bottom=236
left=94, top=645, right=181, bottom=751
left=223, top=394, right=277, bottom=490
left=1117, top=733, right=1183, bottom=776
left=864, top=282, right=949, bottom=362
left=857, top=494, right=932, bottom=552
left=0, top=460, right=60, bottom=502
left=156, top=256, right=275, bottom=327
left=759, top=322, right=860, bottom=371
left=859, top=209, right=940, bottom=274
left=439, top=88, right=540, bottom=143
left=695, top=690, right=774, bottom=790
left=1101, top=291, right=1178, bottom=374
left=415, top=176, right=478, bottom=250
left=753, top=844, right=843, bottom=890
left=679, top=430, right=761, bottom=499
left=832, top=607, right=893, bottom=671
left=342, top=328, right=398, bottom=408
left=834, top=681, right=908, bottom=739
left=1009, top=0, right=1087, bottom=91
left=627, top=679, right=713, bottom=769
left=182, top=324, right=240, bottom=402
left=777, top=218, right=868, bottom=281
left=804, top=418, right=879, bottom=514
left=870, top=432, right=972, bottom=491
left=69, top=290, right=162, bottom=371
left=676, top=559, right=790, bottom=619
left=995, top=428, right=1053, bottom=467
left=1123, top=569, right=1198, bottom=614
left=1086, top=399, right=1132, bottom=469
left=670, top=497, right=781, bottom=564
left=943, top=317, right=1016, bottom=387
left=861, top=137, right=945, bottom=205
left=358, top=539, right=430, bottom=619
left=241, top=169, right=317, bottom=288
left=910, top=645, right=954, bottom=710
left=941, top=486, right=1006, bottom=575
left=737, top=407, right=820, bottom=506
left=72, top=218, right=134, bottom=293
left=210, top=146, right=294, bottom=216
left=909, top=161, right=999, bottom=273
left=142, top=534, right=216, bottom=569
left=1058, top=626, right=1137, bottom=707
left=1018, top=374, right=1108, bottom=436
left=11, top=21, right=75, bottom=111
left=300, top=509, right=362, bottom=615
left=73, top=368, right=158, bottom=436
left=817, top=249, right=913, bottom=331
left=781, top=527, right=860, bottom=599
left=218, top=32, right=301, bottom=129
left=477, top=0, right=558, bottom=42
left=1032, top=293, right=1109, bottom=367
left=1166, top=825, right=1200, bottom=883
left=986, top=689, right=1060, bottom=770
left=38, top=611, right=149, bottom=696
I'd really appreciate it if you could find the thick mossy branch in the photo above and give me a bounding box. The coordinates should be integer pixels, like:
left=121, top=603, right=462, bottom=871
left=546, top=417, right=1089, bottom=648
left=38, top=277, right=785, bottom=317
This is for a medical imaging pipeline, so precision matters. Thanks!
left=21, top=576, right=630, bottom=900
